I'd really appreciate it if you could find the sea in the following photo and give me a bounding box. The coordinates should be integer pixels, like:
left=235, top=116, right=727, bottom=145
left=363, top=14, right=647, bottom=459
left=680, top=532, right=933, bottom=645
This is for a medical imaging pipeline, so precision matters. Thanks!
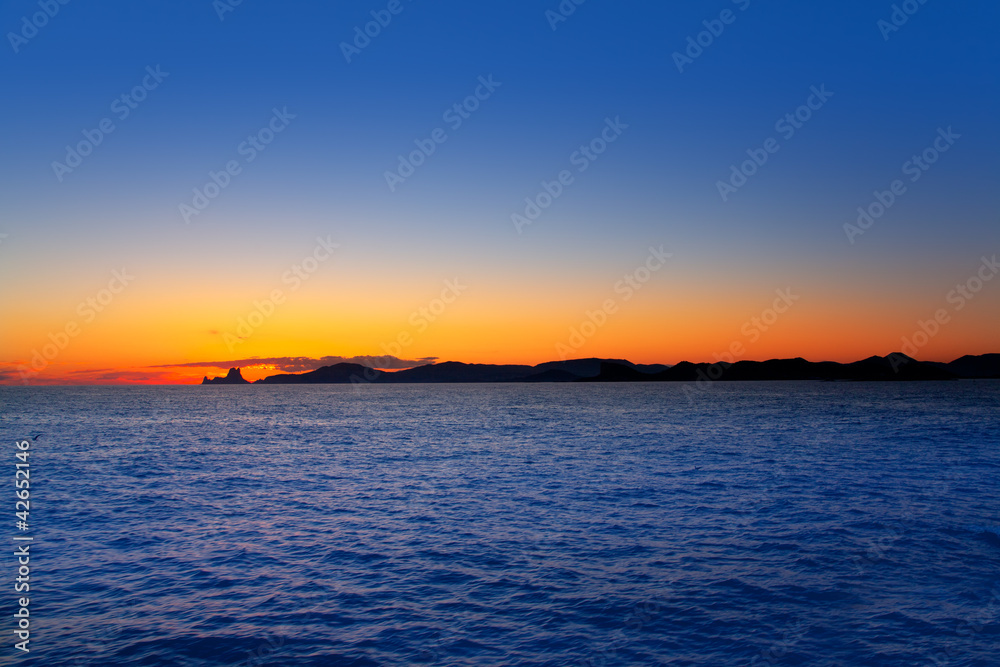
left=1, top=381, right=998, bottom=666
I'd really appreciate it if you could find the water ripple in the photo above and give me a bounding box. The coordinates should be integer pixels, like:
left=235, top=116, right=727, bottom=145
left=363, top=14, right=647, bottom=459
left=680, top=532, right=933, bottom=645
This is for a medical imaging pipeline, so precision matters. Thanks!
left=1, top=381, right=998, bottom=665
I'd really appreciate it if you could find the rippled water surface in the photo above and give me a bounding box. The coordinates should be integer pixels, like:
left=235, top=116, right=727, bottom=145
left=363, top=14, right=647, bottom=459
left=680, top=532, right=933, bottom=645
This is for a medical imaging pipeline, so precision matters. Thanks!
left=3, top=382, right=999, bottom=666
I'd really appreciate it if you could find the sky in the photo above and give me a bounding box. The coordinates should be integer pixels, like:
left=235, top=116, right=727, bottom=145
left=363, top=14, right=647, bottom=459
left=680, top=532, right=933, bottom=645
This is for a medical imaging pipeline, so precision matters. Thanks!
left=1, top=0, right=998, bottom=384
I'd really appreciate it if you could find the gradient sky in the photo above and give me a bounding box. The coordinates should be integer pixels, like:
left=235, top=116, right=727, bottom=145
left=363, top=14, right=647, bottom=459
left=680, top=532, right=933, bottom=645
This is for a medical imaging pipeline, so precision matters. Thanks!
left=1, top=0, right=998, bottom=384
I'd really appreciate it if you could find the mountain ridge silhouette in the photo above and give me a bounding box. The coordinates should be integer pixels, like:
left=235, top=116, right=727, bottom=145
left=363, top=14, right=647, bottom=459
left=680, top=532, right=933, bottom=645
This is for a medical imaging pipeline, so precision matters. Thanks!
left=200, top=354, right=1000, bottom=384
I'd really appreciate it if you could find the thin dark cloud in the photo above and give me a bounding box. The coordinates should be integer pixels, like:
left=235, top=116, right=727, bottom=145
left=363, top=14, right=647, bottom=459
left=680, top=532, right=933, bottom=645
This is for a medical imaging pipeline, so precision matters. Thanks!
left=86, top=370, right=178, bottom=383
left=0, top=365, right=179, bottom=385
left=0, top=369, right=22, bottom=382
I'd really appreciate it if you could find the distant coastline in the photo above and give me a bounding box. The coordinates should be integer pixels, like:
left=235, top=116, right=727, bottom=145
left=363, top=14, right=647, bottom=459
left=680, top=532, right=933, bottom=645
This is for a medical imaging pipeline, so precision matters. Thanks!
left=201, top=353, right=1000, bottom=385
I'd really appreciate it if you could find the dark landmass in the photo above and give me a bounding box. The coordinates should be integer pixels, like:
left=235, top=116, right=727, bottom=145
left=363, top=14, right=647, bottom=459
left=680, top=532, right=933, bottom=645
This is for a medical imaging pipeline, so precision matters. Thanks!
left=532, top=358, right=668, bottom=378
left=201, top=368, right=250, bottom=385
left=379, top=361, right=534, bottom=383
left=255, top=363, right=371, bottom=384
left=227, top=353, right=1000, bottom=385
left=930, top=354, right=1000, bottom=379
left=582, top=354, right=956, bottom=382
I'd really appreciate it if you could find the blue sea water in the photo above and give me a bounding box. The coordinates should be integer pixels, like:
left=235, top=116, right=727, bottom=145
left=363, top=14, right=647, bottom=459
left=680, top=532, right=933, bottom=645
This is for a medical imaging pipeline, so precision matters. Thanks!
left=1, top=381, right=999, bottom=666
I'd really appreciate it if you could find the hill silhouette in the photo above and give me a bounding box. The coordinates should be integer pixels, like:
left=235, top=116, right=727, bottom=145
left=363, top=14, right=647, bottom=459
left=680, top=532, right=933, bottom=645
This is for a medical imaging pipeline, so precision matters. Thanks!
left=932, top=354, right=1000, bottom=379
left=256, top=363, right=374, bottom=384
left=223, top=353, right=1000, bottom=385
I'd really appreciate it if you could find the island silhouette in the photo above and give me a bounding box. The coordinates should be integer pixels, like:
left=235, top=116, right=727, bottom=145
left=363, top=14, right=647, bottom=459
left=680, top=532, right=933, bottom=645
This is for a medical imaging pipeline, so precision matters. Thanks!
left=200, top=353, right=1000, bottom=384
left=201, top=367, right=250, bottom=385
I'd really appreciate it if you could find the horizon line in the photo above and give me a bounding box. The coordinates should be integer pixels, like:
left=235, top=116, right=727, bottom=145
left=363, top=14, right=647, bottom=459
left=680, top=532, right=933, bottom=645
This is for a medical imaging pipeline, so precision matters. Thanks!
left=6, top=351, right=997, bottom=386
